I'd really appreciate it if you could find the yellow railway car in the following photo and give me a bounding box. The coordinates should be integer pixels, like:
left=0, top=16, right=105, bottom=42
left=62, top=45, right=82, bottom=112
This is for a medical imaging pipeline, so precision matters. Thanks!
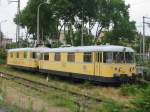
left=7, top=48, right=42, bottom=71
left=7, top=45, right=137, bottom=83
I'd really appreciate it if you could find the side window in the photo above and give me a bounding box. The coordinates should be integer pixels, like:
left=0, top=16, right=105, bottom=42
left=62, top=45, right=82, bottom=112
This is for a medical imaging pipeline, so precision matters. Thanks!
left=67, top=52, right=75, bottom=62
left=24, top=52, right=27, bottom=58
left=32, top=52, right=36, bottom=59
left=17, top=52, right=19, bottom=58
left=10, top=53, right=13, bottom=58
left=84, top=52, right=92, bottom=63
left=44, top=53, right=49, bottom=61
left=96, top=52, right=102, bottom=62
left=55, top=53, right=61, bottom=61
left=103, top=52, right=113, bottom=63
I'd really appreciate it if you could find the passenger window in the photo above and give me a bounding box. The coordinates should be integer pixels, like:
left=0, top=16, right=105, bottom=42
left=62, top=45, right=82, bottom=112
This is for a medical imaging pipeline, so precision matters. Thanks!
left=103, top=52, right=113, bottom=63
left=67, top=52, right=75, bottom=62
left=44, top=53, right=49, bottom=61
left=16, top=52, right=19, bottom=58
left=55, top=53, right=61, bottom=61
left=84, top=52, right=92, bottom=63
left=10, top=53, right=13, bottom=58
left=24, top=52, right=27, bottom=58
left=96, top=52, right=102, bottom=62
left=32, top=52, right=36, bottom=59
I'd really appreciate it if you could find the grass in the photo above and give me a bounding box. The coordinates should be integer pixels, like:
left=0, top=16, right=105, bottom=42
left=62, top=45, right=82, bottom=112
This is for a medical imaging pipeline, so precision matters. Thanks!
left=0, top=65, right=131, bottom=102
left=0, top=59, right=5, bottom=65
left=0, top=78, right=72, bottom=112
left=0, top=65, right=146, bottom=112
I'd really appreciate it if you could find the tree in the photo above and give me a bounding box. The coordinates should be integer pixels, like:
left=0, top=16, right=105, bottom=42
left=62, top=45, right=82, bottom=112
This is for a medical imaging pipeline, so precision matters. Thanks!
left=14, top=0, right=136, bottom=47
left=102, top=19, right=136, bottom=45
left=14, top=0, right=58, bottom=41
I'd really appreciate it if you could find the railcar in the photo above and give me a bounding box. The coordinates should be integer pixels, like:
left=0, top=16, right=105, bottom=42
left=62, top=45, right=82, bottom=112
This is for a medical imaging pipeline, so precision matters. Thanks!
left=7, top=45, right=137, bottom=83
left=7, top=47, right=49, bottom=71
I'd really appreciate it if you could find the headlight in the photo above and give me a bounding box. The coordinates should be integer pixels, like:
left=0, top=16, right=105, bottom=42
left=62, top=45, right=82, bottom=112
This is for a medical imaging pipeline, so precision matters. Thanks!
left=130, top=67, right=135, bottom=72
left=114, top=68, right=118, bottom=71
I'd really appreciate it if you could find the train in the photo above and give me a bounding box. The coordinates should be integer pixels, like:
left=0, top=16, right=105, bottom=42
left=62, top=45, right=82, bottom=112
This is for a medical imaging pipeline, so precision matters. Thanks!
left=7, top=45, right=138, bottom=83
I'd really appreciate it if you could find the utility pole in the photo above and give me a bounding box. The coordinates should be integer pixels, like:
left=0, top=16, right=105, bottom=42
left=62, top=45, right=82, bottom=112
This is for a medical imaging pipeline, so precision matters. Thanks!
left=37, top=1, right=50, bottom=46
left=142, top=16, right=150, bottom=61
left=143, top=16, right=145, bottom=60
left=0, top=20, right=7, bottom=48
left=9, top=0, right=20, bottom=47
left=0, top=22, right=2, bottom=47
left=81, top=8, right=84, bottom=46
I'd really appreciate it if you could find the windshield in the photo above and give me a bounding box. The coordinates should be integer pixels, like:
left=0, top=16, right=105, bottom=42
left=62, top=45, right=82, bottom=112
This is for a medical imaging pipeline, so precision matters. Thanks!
left=125, top=52, right=135, bottom=63
left=103, top=52, right=135, bottom=63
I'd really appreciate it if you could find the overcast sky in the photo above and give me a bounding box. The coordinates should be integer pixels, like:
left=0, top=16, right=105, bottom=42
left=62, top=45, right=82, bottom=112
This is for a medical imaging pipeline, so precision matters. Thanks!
left=0, top=0, right=150, bottom=41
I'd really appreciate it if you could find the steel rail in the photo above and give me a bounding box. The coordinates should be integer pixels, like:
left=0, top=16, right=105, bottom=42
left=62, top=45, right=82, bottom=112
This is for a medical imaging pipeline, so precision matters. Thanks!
left=0, top=72, right=102, bottom=103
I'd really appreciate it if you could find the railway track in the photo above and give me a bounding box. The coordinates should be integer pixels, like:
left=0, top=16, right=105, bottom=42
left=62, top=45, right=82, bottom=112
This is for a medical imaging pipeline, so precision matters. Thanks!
left=0, top=72, right=102, bottom=105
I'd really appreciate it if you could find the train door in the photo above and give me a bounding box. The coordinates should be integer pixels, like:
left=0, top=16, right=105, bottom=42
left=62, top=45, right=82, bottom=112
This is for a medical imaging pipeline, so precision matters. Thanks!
left=94, top=52, right=102, bottom=76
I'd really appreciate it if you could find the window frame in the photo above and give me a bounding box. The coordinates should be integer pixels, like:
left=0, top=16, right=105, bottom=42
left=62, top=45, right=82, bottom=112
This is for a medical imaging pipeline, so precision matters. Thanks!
left=103, top=52, right=113, bottom=64
left=96, top=52, right=102, bottom=63
left=67, top=52, right=75, bottom=62
left=43, top=53, right=49, bottom=61
left=10, top=52, right=13, bottom=58
left=54, top=52, right=61, bottom=61
left=83, top=52, right=92, bottom=63
left=31, top=52, right=36, bottom=59
left=16, top=52, right=19, bottom=59
left=24, top=52, right=28, bottom=59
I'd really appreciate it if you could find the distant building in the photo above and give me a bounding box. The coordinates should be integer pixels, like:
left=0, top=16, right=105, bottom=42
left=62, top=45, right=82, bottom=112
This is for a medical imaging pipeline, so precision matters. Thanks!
left=48, top=31, right=66, bottom=45
left=59, top=31, right=65, bottom=45
left=0, top=37, right=12, bottom=49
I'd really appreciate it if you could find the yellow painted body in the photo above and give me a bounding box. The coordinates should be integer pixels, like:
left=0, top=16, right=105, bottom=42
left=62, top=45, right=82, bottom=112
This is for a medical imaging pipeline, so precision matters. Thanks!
left=7, top=51, right=136, bottom=78
left=7, top=51, right=38, bottom=68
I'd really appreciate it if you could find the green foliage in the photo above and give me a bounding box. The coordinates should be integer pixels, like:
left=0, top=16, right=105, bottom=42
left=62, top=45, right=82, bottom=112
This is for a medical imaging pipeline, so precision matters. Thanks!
left=120, top=84, right=141, bottom=96
left=129, top=86, right=150, bottom=112
left=0, top=49, right=6, bottom=64
left=0, top=49, right=6, bottom=59
left=147, top=64, right=150, bottom=75
left=14, top=0, right=58, bottom=40
left=65, top=29, right=94, bottom=46
left=98, top=100, right=124, bottom=112
left=102, top=20, right=136, bottom=46
left=14, top=0, right=136, bottom=46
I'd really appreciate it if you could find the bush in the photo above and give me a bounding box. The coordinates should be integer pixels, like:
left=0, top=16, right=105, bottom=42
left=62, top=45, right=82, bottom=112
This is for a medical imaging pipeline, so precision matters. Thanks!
left=129, top=87, right=150, bottom=112
left=98, top=100, right=124, bottom=112
left=0, top=49, right=6, bottom=64
left=0, top=49, right=6, bottom=59
left=120, top=84, right=140, bottom=96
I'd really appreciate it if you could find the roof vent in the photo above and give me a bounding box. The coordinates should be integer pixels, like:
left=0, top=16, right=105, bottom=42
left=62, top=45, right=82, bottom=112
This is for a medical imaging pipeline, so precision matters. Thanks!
left=61, top=44, right=72, bottom=48
left=106, top=43, right=110, bottom=45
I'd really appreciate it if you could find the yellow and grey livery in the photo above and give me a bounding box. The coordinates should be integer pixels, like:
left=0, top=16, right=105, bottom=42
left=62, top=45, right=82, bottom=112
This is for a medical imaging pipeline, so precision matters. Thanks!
left=7, top=45, right=137, bottom=83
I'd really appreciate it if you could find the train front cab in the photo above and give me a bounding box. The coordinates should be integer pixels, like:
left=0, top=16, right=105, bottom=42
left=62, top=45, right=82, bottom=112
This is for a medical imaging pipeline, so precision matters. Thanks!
left=38, top=49, right=136, bottom=83
left=95, top=51, right=136, bottom=83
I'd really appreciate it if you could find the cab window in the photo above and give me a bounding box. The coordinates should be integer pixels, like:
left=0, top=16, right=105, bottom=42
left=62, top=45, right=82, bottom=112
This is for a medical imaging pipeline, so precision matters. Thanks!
left=113, top=52, right=125, bottom=63
left=125, top=52, right=134, bottom=63
left=84, top=52, right=92, bottom=63
left=55, top=53, right=61, bottom=61
left=67, top=52, right=75, bottom=62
